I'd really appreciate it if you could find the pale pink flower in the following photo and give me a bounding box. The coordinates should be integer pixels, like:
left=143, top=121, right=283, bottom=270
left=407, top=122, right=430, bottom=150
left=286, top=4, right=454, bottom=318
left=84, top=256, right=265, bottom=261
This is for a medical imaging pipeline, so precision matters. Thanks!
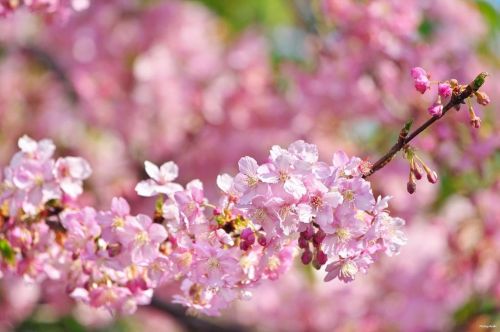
left=428, top=101, right=443, bottom=117
left=54, top=157, right=92, bottom=198
left=411, top=67, right=430, bottom=94
left=120, top=214, right=167, bottom=266
left=135, top=161, right=183, bottom=197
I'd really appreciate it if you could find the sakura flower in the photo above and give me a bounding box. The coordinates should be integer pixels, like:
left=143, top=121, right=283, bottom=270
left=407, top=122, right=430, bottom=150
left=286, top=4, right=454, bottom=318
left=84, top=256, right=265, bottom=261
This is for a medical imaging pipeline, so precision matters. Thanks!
left=324, top=254, right=373, bottom=283
left=438, top=82, right=452, bottom=98
left=411, top=67, right=430, bottom=94
left=54, top=157, right=92, bottom=198
left=192, top=243, right=240, bottom=287
left=370, top=213, right=407, bottom=256
left=233, top=157, right=268, bottom=203
left=428, top=101, right=443, bottom=117
left=338, top=177, right=374, bottom=211
left=174, top=180, right=205, bottom=225
left=97, top=197, right=131, bottom=243
left=258, top=154, right=306, bottom=200
left=321, top=205, right=368, bottom=256
left=135, top=161, right=183, bottom=197
left=60, top=207, right=100, bottom=253
left=120, top=214, right=167, bottom=265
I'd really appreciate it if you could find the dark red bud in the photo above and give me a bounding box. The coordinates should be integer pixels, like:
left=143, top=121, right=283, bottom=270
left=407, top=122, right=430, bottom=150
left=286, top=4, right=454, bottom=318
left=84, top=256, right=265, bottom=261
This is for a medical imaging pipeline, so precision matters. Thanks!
left=298, top=237, right=309, bottom=249
left=301, top=250, right=313, bottom=265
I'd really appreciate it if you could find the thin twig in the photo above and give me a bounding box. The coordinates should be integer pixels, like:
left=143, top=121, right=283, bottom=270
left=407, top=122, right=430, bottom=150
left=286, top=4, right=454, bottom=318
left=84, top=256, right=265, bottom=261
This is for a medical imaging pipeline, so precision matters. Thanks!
left=363, top=72, right=488, bottom=178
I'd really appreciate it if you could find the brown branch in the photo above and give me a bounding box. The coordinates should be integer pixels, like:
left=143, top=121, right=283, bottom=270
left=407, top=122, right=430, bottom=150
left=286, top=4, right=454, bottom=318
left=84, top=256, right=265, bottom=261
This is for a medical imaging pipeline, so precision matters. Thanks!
left=363, top=72, right=488, bottom=178
left=149, top=297, right=251, bottom=332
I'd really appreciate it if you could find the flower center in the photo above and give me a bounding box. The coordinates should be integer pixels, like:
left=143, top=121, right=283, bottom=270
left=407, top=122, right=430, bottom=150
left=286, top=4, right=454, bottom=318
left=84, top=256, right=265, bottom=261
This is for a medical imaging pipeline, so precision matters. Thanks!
left=135, top=231, right=149, bottom=245
left=34, top=174, right=44, bottom=186
left=267, top=255, right=280, bottom=271
left=112, top=217, right=125, bottom=229
left=335, top=228, right=351, bottom=242
left=278, top=170, right=289, bottom=183
left=343, top=190, right=355, bottom=202
left=310, top=195, right=323, bottom=209
left=253, top=208, right=266, bottom=222
left=340, top=261, right=358, bottom=278
left=246, top=176, right=258, bottom=187
left=207, top=257, right=220, bottom=270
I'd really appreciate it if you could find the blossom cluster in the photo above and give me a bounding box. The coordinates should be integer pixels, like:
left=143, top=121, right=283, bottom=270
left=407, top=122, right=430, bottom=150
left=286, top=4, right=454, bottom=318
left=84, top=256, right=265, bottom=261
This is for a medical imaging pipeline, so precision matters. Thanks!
left=411, top=67, right=489, bottom=127
left=0, top=0, right=89, bottom=18
left=0, top=136, right=406, bottom=316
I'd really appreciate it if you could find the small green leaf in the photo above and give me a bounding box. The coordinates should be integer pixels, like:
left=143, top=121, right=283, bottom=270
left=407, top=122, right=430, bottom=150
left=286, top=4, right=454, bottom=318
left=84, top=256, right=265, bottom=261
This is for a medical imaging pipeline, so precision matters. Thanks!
left=0, top=239, right=15, bottom=264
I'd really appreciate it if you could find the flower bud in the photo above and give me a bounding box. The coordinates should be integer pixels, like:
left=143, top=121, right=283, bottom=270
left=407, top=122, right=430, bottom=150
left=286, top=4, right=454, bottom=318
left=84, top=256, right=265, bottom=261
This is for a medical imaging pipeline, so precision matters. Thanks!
left=407, top=170, right=416, bottom=194
left=298, top=236, right=309, bottom=249
left=301, top=249, right=313, bottom=265
left=438, top=82, right=452, bottom=98
left=411, top=67, right=430, bottom=94
left=316, top=249, right=328, bottom=265
left=412, top=162, right=423, bottom=180
left=427, top=101, right=443, bottom=117
left=239, top=241, right=250, bottom=251
left=301, top=225, right=314, bottom=240
left=312, top=229, right=326, bottom=247
left=426, top=170, right=438, bottom=184
left=257, top=235, right=267, bottom=247
left=475, top=91, right=490, bottom=106
left=470, top=116, right=481, bottom=129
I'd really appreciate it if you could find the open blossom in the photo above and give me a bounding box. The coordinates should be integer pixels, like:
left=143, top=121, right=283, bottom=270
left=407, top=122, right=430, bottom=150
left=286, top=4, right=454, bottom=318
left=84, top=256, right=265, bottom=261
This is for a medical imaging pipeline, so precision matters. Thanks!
left=54, top=157, right=92, bottom=198
left=411, top=67, right=430, bottom=94
left=119, top=214, right=168, bottom=266
left=438, top=82, right=452, bottom=98
left=0, top=137, right=406, bottom=316
left=428, top=101, right=443, bottom=117
left=135, top=161, right=183, bottom=197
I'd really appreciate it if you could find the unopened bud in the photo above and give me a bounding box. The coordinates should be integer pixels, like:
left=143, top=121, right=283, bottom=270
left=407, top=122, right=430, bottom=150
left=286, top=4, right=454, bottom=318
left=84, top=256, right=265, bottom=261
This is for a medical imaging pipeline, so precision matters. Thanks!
left=257, top=235, right=267, bottom=247
left=407, top=170, right=416, bottom=194
left=312, top=229, right=326, bottom=247
left=316, top=249, right=328, bottom=265
left=470, top=116, right=481, bottom=129
left=239, top=241, right=250, bottom=251
left=412, top=162, right=423, bottom=180
left=475, top=91, right=490, bottom=106
left=426, top=170, right=438, bottom=184
left=301, top=249, right=313, bottom=265
left=298, top=236, right=309, bottom=249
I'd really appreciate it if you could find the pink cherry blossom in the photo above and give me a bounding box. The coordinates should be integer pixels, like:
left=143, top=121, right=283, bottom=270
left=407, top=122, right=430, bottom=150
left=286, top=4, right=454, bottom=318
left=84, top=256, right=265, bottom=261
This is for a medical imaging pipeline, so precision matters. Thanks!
left=135, top=161, right=183, bottom=197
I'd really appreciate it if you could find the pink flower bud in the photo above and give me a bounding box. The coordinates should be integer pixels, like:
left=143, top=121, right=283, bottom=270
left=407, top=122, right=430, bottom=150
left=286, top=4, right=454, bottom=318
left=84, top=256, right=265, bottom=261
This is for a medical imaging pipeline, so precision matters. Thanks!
left=407, top=181, right=416, bottom=194
left=411, top=67, right=430, bottom=94
left=438, top=82, right=452, bottom=98
left=426, top=170, right=438, bottom=184
left=240, top=228, right=253, bottom=241
left=427, top=101, right=443, bottom=117
left=316, top=250, right=328, bottom=265
left=412, top=163, right=423, bottom=180
left=470, top=116, right=481, bottom=129
left=298, top=237, right=309, bottom=249
left=301, top=226, right=314, bottom=240
left=475, top=91, right=490, bottom=106
left=301, top=250, right=313, bottom=265
left=239, top=241, right=250, bottom=251
left=257, top=235, right=267, bottom=247
left=312, top=229, right=326, bottom=247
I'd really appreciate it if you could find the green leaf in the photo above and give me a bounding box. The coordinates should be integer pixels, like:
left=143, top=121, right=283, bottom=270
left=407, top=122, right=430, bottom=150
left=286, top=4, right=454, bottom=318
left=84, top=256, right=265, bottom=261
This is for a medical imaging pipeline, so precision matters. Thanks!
left=0, top=238, right=15, bottom=265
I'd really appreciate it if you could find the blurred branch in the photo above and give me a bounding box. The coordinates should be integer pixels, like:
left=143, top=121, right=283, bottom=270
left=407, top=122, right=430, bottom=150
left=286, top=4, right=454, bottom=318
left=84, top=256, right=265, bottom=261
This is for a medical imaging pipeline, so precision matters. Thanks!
left=364, top=72, right=489, bottom=178
left=149, top=297, right=250, bottom=332
left=20, top=45, right=79, bottom=103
